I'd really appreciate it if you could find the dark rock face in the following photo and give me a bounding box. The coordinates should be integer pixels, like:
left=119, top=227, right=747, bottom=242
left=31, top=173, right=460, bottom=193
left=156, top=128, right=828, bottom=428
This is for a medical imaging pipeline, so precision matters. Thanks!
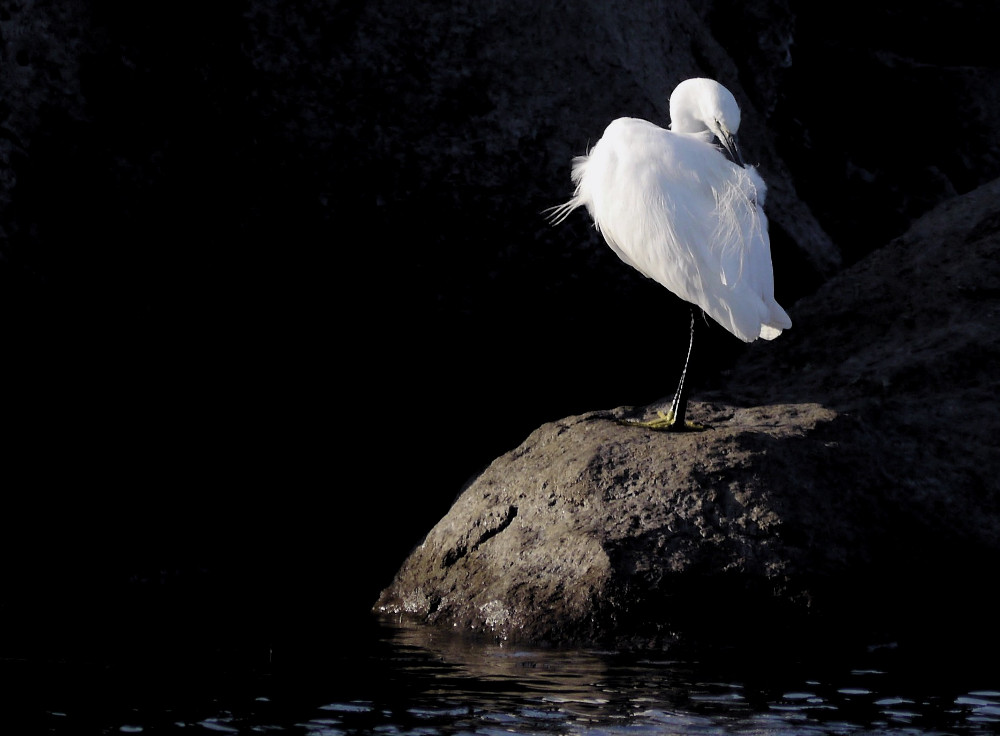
left=3, top=0, right=1000, bottom=651
left=769, top=1, right=1000, bottom=261
left=375, top=177, right=1000, bottom=649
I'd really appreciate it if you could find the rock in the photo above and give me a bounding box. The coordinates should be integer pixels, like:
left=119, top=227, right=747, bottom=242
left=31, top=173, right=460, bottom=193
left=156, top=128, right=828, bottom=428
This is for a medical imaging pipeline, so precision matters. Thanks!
left=374, top=177, right=1000, bottom=649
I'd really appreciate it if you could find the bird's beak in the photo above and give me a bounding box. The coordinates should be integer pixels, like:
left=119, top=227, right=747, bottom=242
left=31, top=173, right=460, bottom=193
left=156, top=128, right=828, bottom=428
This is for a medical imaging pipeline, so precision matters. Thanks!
left=715, top=123, right=745, bottom=168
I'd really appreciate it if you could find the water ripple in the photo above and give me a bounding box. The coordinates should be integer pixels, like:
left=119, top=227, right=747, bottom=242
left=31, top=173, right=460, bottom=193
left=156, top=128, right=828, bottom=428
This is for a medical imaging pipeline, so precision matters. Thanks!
left=11, top=618, right=1000, bottom=735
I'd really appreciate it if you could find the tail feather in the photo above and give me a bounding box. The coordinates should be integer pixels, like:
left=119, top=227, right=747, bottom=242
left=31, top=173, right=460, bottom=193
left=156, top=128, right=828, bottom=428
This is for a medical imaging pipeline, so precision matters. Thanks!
left=545, top=154, right=591, bottom=225
left=544, top=197, right=583, bottom=225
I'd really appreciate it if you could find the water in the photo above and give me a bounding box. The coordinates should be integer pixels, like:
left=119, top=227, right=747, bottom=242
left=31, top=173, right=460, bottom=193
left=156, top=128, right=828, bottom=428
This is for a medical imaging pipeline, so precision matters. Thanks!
left=6, top=616, right=999, bottom=734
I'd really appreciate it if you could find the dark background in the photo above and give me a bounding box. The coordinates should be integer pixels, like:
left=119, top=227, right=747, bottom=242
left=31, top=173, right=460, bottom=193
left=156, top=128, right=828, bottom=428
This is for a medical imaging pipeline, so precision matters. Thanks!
left=2, top=0, right=999, bottom=662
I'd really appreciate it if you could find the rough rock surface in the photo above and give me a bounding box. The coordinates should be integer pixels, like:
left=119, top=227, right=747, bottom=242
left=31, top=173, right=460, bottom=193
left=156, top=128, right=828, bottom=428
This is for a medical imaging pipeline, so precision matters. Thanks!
left=375, top=177, right=1000, bottom=650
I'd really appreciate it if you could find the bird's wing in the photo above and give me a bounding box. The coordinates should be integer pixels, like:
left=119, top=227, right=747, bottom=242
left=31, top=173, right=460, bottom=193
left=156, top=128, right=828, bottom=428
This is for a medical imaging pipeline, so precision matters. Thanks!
left=581, top=119, right=789, bottom=342
left=581, top=119, right=717, bottom=305
left=716, top=176, right=793, bottom=338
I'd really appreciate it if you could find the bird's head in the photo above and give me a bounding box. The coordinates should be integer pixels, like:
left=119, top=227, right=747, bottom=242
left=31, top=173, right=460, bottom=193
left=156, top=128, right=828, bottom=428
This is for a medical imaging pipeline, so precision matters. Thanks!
left=669, top=78, right=745, bottom=167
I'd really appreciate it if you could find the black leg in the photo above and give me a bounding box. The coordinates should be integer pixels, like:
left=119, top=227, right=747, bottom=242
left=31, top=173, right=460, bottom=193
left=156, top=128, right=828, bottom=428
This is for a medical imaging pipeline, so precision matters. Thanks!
left=618, top=307, right=707, bottom=432
left=667, top=309, right=696, bottom=427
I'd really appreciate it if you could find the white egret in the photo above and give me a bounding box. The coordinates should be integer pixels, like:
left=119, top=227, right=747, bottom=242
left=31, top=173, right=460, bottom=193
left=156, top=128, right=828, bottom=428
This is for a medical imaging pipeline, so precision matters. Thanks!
left=548, top=77, right=791, bottom=431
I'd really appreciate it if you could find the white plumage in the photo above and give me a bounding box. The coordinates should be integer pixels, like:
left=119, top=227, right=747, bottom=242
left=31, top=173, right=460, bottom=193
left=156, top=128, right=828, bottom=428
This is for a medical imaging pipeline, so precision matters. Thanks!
left=549, top=77, right=790, bottom=342
left=549, top=78, right=790, bottom=430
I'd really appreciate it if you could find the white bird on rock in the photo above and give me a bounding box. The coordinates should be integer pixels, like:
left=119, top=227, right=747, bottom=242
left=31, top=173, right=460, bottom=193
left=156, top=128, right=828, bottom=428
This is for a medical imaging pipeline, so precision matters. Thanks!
left=548, top=77, right=791, bottom=431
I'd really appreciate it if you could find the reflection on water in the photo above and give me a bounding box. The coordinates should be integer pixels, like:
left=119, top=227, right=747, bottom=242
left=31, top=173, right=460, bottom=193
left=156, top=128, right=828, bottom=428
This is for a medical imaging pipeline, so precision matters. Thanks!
left=11, top=615, right=1000, bottom=734
left=321, top=618, right=1000, bottom=735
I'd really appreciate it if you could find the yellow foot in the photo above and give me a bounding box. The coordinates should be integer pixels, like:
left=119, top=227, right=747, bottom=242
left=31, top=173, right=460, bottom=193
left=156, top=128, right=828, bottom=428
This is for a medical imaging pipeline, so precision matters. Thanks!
left=618, top=410, right=709, bottom=432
